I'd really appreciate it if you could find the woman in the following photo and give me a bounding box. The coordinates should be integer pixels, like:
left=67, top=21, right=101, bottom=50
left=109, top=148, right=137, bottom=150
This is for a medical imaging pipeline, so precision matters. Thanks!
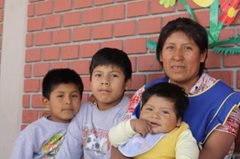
left=111, top=17, right=240, bottom=159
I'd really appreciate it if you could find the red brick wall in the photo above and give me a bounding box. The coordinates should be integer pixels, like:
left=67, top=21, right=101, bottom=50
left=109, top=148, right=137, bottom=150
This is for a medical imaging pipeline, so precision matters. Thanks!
left=24, top=0, right=240, bottom=153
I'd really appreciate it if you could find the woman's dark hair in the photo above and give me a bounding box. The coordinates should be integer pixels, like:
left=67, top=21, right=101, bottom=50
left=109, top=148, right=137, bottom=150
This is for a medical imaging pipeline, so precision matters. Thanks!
left=156, top=17, right=208, bottom=75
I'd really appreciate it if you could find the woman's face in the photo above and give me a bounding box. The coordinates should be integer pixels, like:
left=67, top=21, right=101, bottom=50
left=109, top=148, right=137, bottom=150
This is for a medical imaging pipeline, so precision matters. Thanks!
left=159, top=31, right=206, bottom=90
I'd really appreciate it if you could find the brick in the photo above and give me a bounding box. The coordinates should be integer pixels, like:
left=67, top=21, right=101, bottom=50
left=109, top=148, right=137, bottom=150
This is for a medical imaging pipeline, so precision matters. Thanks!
left=124, top=38, right=146, bottom=54
left=22, top=95, right=30, bottom=108
left=218, top=28, right=235, bottom=40
left=22, top=110, right=38, bottom=123
left=138, top=55, right=161, bottom=71
left=36, top=1, right=53, bottom=16
left=138, top=17, right=161, bottom=34
left=28, top=18, right=43, bottom=31
left=60, top=45, right=79, bottom=60
left=101, top=40, right=123, bottom=50
left=129, top=57, right=137, bottom=72
left=92, top=23, right=113, bottom=39
left=42, top=47, right=60, bottom=61
left=127, top=1, right=149, bottom=17
left=63, top=11, right=81, bottom=27
left=54, top=0, right=72, bottom=12
left=34, top=31, right=51, bottom=46
left=52, top=29, right=70, bottom=44
left=206, top=51, right=221, bottom=68
left=33, top=63, right=50, bottom=77
left=208, top=70, right=233, bottom=86
left=26, top=33, right=33, bottom=47
left=28, top=3, right=34, bottom=17
left=50, top=62, right=69, bottom=69
left=24, top=79, right=41, bottom=92
left=0, top=0, right=3, bottom=9
left=129, top=74, right=146, bottom=90
left=103, top=5, right=125, bottom=21
left=73, top=0, right=92, bottom=9
left=71, top=60, right=90, bottom=75
left=151, top=0, right=174, bottom=14
left=162, top=14, right=190, bottom=27
left=32, top=94, right=45, bottom=108
left=0, top=9, right=3, bottom=22
left=79, top=43, right=101, bottom=58
left=25, top=48, right=41, bottom=62
left=95, top=0, right=113, bottom=6
left=82, top=8, right=102, bottom=24
left=24, top=64, right=32, bottom=78
left=45, top=15, right=61, bottom=29
left=114, top=20, right=136, bottom=37
left=82, top=77, right=91, bottom=91
left=195, top=11, right=210, bottom=27
left=72, top=27, right=91, bottom=41
left=224, top=55, right=240, bottom=67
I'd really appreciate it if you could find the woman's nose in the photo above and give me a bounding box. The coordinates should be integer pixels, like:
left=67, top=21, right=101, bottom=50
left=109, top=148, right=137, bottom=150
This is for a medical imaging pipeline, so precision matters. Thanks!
left=172, top=48, right=184, bottom=60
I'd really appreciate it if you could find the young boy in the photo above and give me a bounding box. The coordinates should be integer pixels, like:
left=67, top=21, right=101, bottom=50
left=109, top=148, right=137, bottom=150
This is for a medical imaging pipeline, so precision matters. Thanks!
left=55, top=47, right=132, bottom=159
left=11, top=68, right=84, bottom=159
left=109, top=83, right=199, bottom=159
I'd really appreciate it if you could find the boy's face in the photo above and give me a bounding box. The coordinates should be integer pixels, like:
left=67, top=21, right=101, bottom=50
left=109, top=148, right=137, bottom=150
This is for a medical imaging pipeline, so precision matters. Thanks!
left=140, top=95, right=181, bottom=134
left=91, top=65, right=130, bottom=110
left=43, top=83, right=81, bottom=123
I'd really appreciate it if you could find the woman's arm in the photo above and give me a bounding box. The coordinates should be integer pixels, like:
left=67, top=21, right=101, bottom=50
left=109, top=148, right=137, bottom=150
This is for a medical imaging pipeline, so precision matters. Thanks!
left=199, top=130, right=235, bottom=159
left=111, top=147, right=132, bottom=159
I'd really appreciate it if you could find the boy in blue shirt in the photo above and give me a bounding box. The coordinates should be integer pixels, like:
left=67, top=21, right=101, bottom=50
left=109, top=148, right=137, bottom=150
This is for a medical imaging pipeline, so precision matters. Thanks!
left=11, top=68, right=84, bottom=159
left=56, top=47, right=132, bottom=159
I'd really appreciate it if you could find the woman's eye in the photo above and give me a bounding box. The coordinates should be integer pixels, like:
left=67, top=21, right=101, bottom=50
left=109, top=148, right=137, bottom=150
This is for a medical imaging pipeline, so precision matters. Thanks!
left=112, top=74, right=119, bottom=78
left=184, top=46, right=192, bottom=51
left=166, top=46, right=174, bottom=50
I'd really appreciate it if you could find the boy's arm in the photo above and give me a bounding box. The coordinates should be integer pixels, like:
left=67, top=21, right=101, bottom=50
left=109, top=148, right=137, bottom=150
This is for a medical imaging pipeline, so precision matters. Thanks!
left=55, top=113, right=83, bottom=158
left=11, top=129, right=35, bottom=159
left=175, top=129, right=199, bottom=159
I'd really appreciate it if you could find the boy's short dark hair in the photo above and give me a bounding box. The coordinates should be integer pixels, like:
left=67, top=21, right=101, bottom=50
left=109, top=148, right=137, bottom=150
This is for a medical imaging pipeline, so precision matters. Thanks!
left=89, top=47, right=132, bottom=81
left=141, top=82, right=188, bottom=119
left=156, top=17, right=208, bottom=76
left=42, top=68, right=84, bottom=99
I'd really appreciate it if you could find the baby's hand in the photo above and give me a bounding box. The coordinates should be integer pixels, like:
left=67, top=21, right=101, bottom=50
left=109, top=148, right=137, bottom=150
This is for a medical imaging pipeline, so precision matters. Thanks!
left=130, top=119, right=151, bottom=137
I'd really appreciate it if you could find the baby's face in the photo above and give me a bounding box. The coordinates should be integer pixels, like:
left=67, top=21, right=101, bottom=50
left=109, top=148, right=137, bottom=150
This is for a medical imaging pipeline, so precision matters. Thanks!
left=140, top=95, right=180, bottom=134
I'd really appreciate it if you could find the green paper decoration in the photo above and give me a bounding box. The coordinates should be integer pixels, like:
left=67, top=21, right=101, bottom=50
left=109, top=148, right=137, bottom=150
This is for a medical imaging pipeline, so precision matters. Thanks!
left=148, top=0, right=240, bottom=55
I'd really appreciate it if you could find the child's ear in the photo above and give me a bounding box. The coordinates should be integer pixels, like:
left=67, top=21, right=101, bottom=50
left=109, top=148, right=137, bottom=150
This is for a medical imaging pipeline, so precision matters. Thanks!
left=42, top=97, right=50, bottom=108
left=176, top=118, right=182, bottom=127
left=124, top=79, right=132, bottom=90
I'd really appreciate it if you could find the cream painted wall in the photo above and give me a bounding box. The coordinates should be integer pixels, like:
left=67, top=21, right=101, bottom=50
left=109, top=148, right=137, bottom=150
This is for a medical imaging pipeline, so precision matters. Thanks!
left=0, top=0, right=27, bottom=158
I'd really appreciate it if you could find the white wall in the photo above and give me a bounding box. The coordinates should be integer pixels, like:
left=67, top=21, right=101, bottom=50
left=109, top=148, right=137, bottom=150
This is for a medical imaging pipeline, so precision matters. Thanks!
left=0, top=0, right=28, bottom=158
